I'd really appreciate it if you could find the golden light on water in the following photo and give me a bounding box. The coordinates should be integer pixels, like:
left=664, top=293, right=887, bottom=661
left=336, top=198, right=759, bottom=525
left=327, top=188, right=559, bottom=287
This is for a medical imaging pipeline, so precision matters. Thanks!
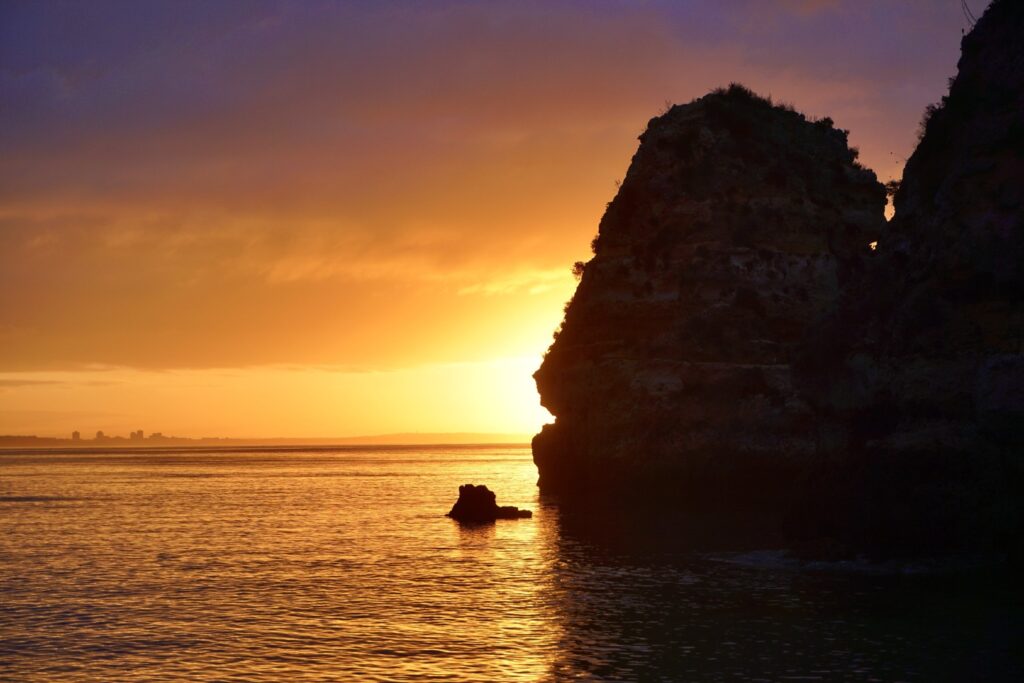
left=0, top=447, right=565, bottom=679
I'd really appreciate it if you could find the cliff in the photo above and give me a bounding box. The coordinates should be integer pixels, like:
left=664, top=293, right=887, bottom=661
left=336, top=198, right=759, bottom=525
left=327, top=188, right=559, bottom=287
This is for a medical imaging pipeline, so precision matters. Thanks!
left=799, top=0, right=1024, bottom=556
left=534, top=84, right=886, bottom=517
left=533, top=0, right=1023, bottom=557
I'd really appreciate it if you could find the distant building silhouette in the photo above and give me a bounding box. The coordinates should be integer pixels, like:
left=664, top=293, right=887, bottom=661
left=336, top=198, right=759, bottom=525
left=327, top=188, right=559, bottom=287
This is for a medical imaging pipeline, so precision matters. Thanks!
left=95, top=430, right=105, bottom=440
left=130, top=430, right=144, bottom=441
left=72, top=431, right=80, bottom=441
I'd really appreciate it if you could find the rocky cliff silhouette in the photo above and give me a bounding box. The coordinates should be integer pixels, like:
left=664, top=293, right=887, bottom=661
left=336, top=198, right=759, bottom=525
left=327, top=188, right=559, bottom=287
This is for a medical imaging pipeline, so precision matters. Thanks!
left=534, top=0, right=1022, bottom=559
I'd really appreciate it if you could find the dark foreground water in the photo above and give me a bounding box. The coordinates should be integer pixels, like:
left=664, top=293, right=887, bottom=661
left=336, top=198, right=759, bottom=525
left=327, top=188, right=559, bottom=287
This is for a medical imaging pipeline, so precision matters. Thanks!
left=1, top=446, right=1021, bottom=681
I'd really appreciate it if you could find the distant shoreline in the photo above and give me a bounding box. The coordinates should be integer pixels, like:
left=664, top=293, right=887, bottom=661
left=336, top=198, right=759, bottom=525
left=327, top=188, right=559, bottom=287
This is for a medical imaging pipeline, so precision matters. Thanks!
left=0, top=433, right=534, bottom=451
left=0, top=442, right=532, bottom=456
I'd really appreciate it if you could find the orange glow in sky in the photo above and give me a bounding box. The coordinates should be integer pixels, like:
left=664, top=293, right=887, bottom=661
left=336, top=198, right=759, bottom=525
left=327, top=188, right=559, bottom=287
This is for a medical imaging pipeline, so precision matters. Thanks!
left=0, top=1, right=966, bottom=438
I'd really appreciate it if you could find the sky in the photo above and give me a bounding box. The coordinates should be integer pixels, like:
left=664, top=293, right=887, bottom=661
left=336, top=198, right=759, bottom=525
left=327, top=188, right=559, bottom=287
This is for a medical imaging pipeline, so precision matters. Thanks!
left=0, top=0, right=972, bottom=438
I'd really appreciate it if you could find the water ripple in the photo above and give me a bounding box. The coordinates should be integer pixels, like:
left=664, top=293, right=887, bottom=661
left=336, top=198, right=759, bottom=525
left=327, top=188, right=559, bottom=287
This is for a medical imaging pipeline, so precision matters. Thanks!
left=1, top=448, right=1020, bottom=681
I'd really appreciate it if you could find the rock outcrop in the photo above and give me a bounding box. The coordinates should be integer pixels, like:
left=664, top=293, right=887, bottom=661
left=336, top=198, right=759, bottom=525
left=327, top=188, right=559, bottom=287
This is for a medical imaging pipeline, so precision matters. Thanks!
left=798, top=0, right=1024, bottom=556
left=446, top=484, right=532, bottom=522
left=534, top=84, right=885, bottom=515
left=533, top=0, right=1023, bottom=558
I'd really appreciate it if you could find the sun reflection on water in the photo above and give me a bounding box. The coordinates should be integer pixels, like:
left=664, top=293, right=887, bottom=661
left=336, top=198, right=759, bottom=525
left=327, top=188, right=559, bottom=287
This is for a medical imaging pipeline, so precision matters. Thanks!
left=1, top=447, right=1020, bottom=681
left=0, top=447, right=565, bottom=681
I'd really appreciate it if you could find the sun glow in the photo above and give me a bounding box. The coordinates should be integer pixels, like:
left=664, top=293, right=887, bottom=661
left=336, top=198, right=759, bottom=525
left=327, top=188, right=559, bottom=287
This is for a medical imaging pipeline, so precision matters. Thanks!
left=0, top=355, right=554, bottom=440
left=0, top=0, right=961, bottom=441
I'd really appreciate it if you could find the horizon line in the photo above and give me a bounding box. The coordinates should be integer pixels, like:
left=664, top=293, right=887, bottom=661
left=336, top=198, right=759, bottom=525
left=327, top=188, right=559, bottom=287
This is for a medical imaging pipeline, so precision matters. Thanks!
left=0, top=431, right=537, bottom=446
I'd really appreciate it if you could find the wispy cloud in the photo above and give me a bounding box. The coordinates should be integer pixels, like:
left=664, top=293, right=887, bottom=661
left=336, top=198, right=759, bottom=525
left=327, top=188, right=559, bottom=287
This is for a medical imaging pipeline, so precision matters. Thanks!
left=0, top=0, right=965, bottom=372
left=0, top=379, right=61, bottom=388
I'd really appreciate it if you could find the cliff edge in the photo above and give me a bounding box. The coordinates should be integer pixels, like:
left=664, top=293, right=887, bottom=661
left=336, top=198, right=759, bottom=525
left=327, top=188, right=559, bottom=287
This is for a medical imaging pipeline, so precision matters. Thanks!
left=534, top=84, right=885, bottom=517
left=799, top=0, right=1024, bottom=556
left=533, top=0, right=1023, bottom=558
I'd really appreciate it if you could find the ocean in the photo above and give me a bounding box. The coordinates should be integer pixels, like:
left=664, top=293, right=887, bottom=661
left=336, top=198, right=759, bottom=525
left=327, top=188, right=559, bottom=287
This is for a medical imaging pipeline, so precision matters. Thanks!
left=1, top=446, right=1020, bottom=681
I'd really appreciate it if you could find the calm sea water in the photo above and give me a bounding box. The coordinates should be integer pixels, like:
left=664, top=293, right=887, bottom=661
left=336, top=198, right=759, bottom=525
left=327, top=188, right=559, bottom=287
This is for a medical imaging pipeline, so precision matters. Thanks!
left=1, top=446, right=1021, bottom=681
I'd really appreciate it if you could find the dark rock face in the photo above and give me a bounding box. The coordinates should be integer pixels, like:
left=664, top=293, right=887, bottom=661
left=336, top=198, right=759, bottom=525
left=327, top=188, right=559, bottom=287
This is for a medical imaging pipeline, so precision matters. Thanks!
left=534, top=85, right=885, bottom=514
left=446, top=484, right=532, bottom=523
left=799, top=0, right=1024, bottom=556
left=533, top=1, right=1024, bottom=558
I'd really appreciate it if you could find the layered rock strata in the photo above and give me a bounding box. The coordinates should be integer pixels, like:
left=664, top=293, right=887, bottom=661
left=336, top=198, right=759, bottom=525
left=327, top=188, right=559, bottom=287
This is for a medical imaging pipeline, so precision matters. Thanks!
left=533, top=85, right=885, bottom=515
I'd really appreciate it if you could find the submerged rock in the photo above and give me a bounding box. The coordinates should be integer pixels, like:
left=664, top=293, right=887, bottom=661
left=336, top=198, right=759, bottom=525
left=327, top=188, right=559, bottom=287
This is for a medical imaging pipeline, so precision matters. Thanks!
left=446, top=484, right=532, bottom=522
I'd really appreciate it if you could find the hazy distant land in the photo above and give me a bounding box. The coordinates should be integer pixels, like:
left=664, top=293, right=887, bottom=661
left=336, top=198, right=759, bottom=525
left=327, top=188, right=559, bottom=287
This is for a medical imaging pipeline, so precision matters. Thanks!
left=0, top=432, right=531, bottom=450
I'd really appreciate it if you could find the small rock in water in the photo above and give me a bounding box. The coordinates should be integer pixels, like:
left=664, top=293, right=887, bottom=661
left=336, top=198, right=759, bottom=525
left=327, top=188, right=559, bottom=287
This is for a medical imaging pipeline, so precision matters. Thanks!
left=446, top=484, right=532, bottom=522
